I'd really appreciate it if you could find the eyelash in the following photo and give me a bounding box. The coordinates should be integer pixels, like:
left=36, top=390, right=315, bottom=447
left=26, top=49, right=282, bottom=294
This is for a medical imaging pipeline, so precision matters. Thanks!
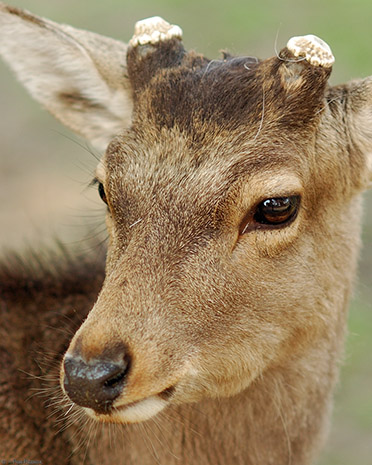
left=91, top=177, right=108, bottom=205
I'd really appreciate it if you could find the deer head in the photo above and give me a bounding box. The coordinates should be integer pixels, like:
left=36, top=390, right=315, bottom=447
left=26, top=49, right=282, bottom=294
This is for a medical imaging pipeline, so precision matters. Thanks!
left=1, top=4, right=371, bottom=425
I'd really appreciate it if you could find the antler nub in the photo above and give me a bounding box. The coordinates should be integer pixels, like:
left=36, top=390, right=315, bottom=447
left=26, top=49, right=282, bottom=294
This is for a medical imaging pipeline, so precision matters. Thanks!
left=130, top=16, right=183, bottom=47
left=286, top=35, right=334, bottom=68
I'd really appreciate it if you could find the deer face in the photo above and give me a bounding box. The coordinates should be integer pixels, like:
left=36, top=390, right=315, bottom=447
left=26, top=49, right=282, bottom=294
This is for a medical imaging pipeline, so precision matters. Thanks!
left=61, top=27, right=359, bottom=423
left=1, top=7, right=370, bottom=425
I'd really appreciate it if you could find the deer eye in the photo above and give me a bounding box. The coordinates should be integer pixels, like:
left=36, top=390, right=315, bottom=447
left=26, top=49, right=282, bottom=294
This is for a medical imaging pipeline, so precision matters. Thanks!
left=254, top=196, right=300, bottom=225
left=239, top=195, right=300, bottom=234
left=98, top=182, right=108, bottom=205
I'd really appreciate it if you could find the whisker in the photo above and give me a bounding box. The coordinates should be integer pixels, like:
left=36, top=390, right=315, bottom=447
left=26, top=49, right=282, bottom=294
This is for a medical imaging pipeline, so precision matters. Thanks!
left=51, top=129, right=102, bottom=162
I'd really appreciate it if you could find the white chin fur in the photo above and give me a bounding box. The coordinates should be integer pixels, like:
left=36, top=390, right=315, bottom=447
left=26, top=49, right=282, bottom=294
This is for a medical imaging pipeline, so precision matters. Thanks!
left=85, top=396, right=168, bottom=423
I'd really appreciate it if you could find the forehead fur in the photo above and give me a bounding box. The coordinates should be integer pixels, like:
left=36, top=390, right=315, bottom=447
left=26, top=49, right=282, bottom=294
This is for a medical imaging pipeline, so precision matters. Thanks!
left=133, top=50, right=329, bottom=143
left=106, top=55, right=324, bottom=208
left=104, top=41, right=341, bottom=218
left=105, top=125, right=305, bottom=228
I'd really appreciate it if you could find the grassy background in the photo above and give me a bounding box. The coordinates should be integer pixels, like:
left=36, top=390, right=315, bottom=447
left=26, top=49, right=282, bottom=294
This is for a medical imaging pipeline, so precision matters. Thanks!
left=0, top=1, right=371, bottom=463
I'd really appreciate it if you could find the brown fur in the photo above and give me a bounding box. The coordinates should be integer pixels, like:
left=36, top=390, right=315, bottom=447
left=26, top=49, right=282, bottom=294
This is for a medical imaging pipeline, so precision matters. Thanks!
left=0, top=246, right=346, bottom=464
left=0, top=247, right=104, bottom=462
left=0, top=4, right=372, bottom=465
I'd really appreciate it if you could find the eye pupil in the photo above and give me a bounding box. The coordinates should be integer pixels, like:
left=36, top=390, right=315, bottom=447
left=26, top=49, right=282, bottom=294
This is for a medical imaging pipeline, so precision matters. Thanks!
left=239, top=195, right=300, bottom=235
left=254, top=196, right=299, bottom=226
left=98, top=182, right=107, bottom=204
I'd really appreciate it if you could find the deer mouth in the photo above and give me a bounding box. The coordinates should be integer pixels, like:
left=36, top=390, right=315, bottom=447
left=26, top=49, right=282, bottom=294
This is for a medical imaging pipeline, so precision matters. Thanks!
left=85, top=386, right=175, bottom=424
left=85, top=395, right=168, bottom=423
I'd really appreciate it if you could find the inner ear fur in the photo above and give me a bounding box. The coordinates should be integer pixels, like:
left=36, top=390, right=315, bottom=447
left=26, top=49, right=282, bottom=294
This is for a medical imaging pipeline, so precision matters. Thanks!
left=316, top=78, right=372, bottom=194
left=345, top=77, right=372, bottom=187
left=0, top=4, right=133, bottom=151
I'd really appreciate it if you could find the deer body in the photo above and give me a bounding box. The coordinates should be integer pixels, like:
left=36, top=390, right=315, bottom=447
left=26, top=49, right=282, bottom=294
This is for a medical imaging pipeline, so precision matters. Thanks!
left=0, top=4, right=371, bottom=464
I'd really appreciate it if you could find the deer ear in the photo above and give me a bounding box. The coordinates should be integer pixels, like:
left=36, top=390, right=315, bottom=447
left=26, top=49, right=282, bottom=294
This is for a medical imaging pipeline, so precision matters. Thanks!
left=346, top=77, right=372, bottom=187
left=0, top=4, right=132, bottom=151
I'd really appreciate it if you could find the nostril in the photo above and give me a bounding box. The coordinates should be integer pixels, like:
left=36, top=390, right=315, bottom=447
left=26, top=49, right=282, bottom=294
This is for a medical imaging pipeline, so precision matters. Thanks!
left=103, top=369, right=127, bottom=388
left=63, top=353, right=130, bottom=413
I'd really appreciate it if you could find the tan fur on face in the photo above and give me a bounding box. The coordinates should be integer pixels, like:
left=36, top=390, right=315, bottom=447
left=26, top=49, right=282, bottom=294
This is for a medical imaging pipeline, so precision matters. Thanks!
left=1, top=5, right=372, bottom=464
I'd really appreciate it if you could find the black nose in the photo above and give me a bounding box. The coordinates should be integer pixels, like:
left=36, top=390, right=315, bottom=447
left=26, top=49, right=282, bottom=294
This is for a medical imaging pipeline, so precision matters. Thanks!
left=63, top=354, right=130, bottom=413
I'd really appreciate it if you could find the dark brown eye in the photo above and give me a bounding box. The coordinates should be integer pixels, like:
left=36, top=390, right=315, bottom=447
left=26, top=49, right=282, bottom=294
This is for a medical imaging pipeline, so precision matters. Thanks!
left=254, top=196, right=300, bottom=225
left=240, top=195, right=300, bottom=234
left=98, top=182, right=107, bottom=204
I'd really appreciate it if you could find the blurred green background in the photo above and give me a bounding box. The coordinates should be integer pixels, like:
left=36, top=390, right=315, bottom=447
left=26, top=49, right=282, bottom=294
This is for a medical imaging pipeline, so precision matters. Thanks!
left=0, top=1, right=371, bottom=464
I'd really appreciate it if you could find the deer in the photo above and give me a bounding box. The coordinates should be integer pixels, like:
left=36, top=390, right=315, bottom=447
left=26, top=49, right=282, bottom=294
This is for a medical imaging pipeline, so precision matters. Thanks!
left=0, top=3, right=371, bottom=465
